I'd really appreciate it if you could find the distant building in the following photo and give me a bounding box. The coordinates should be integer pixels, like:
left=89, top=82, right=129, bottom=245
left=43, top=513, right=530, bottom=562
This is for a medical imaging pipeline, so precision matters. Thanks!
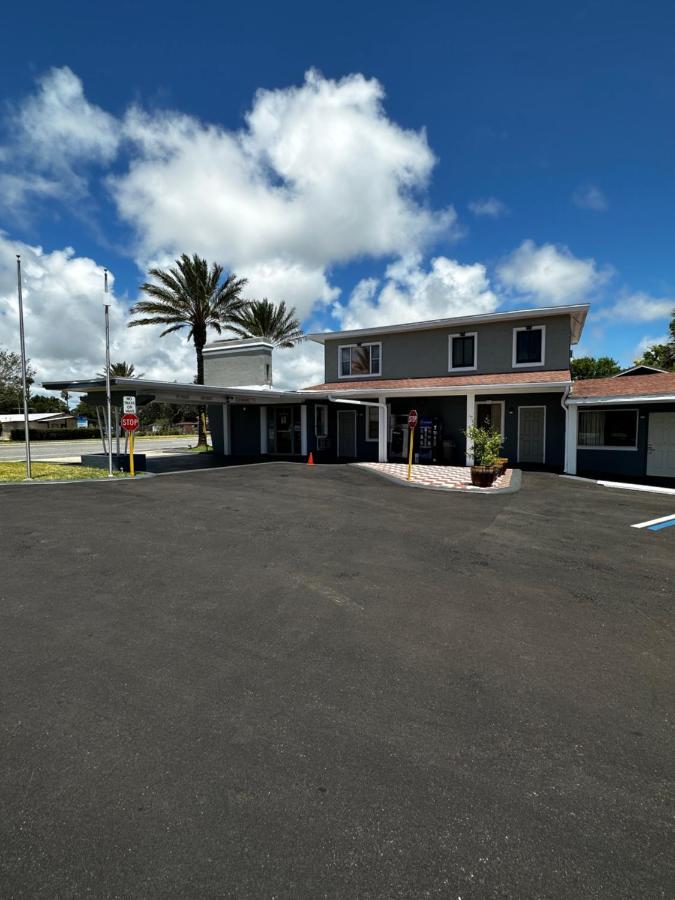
left=0, top=412, right=77, bottom=440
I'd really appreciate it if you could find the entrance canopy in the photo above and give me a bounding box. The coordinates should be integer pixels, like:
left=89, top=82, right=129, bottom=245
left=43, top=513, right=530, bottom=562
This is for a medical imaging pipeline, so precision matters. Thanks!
left=42, top=376, right=307, bottom=407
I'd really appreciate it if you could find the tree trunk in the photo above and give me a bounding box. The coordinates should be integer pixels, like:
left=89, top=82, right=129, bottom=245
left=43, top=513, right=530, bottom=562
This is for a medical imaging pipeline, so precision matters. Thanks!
left=195, top=342, right=207, bottom=447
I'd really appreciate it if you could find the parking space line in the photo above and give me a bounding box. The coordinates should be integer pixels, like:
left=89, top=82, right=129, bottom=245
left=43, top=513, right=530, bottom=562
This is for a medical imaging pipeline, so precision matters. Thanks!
left=631, top=513, right=675, bottom=530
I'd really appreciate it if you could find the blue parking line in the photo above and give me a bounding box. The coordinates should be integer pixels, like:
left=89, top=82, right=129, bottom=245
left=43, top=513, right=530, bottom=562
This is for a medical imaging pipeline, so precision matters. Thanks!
left=648, top=519, right=675, bottom=532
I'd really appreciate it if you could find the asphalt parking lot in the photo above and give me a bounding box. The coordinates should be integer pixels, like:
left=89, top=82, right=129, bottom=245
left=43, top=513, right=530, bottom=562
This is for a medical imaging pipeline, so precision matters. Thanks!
left=0, top=465, right=673, bottom=898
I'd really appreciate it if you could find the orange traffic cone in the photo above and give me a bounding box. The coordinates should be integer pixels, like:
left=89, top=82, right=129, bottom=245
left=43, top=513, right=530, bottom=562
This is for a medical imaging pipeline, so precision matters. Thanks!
left=307, top=452, right=315, bottom=465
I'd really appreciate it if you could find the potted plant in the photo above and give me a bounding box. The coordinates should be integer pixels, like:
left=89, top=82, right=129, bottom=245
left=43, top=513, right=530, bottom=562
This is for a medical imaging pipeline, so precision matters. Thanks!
left=495, top=456, right=509, bottom=476
left=463, top=423, right=504, bottom=487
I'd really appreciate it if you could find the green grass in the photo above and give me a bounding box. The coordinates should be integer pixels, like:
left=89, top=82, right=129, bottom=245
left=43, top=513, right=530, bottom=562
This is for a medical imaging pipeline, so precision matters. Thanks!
left=188, top=443, right=213, bottom=453
left=0, top=462, right=127, bottom=483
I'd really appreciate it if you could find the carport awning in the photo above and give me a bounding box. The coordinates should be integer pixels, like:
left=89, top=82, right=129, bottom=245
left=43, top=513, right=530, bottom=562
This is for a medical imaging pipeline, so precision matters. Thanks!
left=42, top=377, right=303, bottom=406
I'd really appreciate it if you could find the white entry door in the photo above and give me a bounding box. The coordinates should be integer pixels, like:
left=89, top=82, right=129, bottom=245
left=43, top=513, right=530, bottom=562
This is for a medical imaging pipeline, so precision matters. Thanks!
left=518, top=406, right=546, bottom=463
left=647, top=412, right=675, bottom=477
left=337, top=410, right=357, bottom=458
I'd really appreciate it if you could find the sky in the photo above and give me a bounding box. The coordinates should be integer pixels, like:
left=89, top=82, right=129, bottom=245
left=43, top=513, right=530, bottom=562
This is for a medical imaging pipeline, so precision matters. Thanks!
left=0, top=0, right=674, bottom=390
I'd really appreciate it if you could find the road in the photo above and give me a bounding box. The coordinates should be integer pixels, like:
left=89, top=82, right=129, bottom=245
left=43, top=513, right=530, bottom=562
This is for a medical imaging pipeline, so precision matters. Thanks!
left=0, top=466, right=673, bottom=898
left=0, top=434, right=199, bottom=461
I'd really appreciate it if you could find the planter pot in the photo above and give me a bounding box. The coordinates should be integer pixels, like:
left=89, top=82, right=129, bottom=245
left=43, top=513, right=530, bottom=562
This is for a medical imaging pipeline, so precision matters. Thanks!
left=470, top=465, right=496, bottom=487
left=495, top=457, right=508, bottom=476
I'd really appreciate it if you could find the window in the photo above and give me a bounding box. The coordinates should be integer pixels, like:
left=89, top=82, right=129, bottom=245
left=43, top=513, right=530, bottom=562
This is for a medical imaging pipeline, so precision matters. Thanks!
left=339, top=343, right=381, bottom=378
left=578, top=409, right=638, bottom=449
left=365, top=406, right=379, bottom=442
left=314, top=404, right=328, bottom=437
left=449, top=332, right=477, bottom=371
left=513, top=326, right=545, bottom=367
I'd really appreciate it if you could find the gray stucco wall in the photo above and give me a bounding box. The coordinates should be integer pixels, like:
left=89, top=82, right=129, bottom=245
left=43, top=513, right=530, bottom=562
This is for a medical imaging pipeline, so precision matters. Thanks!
left=204, top=348, right=272, bottom=387
left=323, top=315, right=572, bottom=382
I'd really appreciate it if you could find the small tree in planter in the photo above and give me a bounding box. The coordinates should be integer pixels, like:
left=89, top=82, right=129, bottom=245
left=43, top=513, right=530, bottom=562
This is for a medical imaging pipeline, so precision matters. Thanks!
left=463, top=423, right=503, bottom=486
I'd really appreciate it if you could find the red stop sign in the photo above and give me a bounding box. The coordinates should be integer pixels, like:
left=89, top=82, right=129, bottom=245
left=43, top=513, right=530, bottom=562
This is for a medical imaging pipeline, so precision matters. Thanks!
left=121, top=413, right=139, bottom=432
left=407, top=409, right=418, bottom=428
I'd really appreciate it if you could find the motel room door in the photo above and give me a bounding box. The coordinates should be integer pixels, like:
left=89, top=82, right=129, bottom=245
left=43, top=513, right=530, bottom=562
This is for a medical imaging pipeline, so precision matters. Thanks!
left=517, top=406, right=546, bottom=464
left=647, top=412, right=675, bottom=477
left=337, top=410, right=357, bottom=458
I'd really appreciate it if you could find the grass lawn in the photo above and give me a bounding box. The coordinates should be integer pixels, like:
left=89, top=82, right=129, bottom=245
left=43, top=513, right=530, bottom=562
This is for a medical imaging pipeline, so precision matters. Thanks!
left=0, top=462, right=126, bottom=483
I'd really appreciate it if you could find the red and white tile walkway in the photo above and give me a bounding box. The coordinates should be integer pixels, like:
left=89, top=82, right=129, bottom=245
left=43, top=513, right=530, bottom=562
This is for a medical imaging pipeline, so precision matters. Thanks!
left=355, top=462, right=513, bottom=491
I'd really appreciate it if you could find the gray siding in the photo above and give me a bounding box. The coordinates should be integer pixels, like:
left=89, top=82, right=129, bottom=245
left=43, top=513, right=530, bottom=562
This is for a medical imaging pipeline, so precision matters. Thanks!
left=204, top=348, right=272, bottom=387
left=324, top=315, right=571, bottom=382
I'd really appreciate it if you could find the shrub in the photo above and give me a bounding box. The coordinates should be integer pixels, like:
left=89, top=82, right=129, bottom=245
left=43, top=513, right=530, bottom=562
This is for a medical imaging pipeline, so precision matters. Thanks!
left=463, top=423, right=503, bottom=466
left=9, top=428, right=100, bottom=441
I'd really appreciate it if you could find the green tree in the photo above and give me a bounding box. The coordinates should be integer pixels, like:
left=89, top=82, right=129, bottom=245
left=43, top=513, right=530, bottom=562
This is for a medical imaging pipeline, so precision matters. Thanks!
left=230, top=298, right=304, bottom=348
left=128, top=254, right=247, bottom=446
left=0, top=348, right=35, bottom=413
left=570, top=356, right=621, bottom=380
left=97, top=361, right=145, bottom=378
left=634, top=309, right=675, bottom=371
left=29, top=394, right=69, bottom=413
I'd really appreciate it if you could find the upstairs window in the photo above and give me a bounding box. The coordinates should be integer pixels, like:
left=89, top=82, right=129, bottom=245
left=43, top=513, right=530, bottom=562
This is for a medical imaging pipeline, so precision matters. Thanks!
left=449, top=332, right=477, bottom=371
left=513, top=325, right=545, bottom=367
left=339, top=343, right=381, bottom=378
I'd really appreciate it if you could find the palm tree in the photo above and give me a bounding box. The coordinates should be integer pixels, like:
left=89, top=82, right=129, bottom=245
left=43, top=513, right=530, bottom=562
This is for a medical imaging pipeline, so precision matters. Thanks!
left=128, top=254, right=247, bottom=445
left=98, top=361, right=144, bottom=378
left=230, top=299, right=304, bottom=348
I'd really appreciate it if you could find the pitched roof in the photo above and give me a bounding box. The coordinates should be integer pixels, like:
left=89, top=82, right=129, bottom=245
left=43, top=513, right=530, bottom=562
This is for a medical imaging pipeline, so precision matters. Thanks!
left=571, top=372, right=675, bottom=399
left=304, top=370, right=571, bottom=393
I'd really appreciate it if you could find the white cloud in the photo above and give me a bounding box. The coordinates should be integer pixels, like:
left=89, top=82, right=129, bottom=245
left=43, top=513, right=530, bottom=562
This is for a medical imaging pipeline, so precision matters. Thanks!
left=273, top=341, right=324, bottom=389
left=332, top=255, right=498, bottom=330
left=572, top=184, right=608, bottom=211
left=497, top=239, right=612, bottom=305
left=468, top=197, right=508, bottom=218
left=603, top=292, right=674, bottom=322
left=633, top=334, right=670, bottom=357
left=0, top=67, right=119, bottom=208
left=0, top=234, right=195, bottom=387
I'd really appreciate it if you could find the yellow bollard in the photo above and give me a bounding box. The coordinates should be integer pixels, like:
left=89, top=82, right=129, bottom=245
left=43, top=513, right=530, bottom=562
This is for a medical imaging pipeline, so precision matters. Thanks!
left=407, top=425, right=415, bottom=481
left=129, top=430, right=135, bottom=478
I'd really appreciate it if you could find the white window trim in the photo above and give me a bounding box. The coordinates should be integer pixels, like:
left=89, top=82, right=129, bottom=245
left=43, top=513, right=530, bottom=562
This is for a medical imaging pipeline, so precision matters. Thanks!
left=365, top=405, right=379, bottom=442
left=577, top=408, right=639, bottom=451
left=448, top=331, right=478, bottom=372
left=338, top=342, right=382, bottom=379
left=512, top=325, right=546, bottom=368
left=314, top=404, right=328, bottom=437
left=475, top=399, right=506, bottom=437
left=517, top=405, right=547, bottom=464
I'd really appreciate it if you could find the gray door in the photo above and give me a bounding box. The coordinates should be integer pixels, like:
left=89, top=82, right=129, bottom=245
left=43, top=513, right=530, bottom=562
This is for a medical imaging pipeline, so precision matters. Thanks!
left=518, top=406, right=546, bottom=463
left=647, top=412, right=675, bottom=476
left=337, top=410, right=357, bottom=458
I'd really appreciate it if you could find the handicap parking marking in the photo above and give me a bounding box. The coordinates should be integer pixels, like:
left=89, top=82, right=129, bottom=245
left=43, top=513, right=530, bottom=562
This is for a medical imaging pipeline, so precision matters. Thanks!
left=631, top=513, right=675, bottom=531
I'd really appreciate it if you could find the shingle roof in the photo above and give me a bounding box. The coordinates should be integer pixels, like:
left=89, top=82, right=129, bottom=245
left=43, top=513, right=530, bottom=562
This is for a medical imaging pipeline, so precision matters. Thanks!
left=304, top=370, right=571, bottom=392
left=571, top=372, right=675, bottom=398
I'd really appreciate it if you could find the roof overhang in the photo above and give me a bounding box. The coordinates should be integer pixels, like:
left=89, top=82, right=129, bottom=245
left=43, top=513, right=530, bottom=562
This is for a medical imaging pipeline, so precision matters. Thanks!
left=568, top=393, right=675, bottom=406
left=308, top=304, right=589, bottom=346
left=304, top=379, right=571, bottom=399
left=42, top=377, right=303, bottom=406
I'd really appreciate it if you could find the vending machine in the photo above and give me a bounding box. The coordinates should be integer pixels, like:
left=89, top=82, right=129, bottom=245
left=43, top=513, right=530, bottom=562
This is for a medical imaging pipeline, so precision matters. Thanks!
left=417, top=417, right=443, bottom=463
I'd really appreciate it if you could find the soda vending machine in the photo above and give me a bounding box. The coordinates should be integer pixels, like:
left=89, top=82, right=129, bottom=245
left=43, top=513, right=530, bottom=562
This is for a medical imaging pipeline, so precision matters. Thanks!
left=417, top=417, right=443, bottom=463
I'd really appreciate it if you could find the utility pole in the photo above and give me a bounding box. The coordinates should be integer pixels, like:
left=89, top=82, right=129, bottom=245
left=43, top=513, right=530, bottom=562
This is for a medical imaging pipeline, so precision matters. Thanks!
left=16, top=255, right=32, bottom=480
left=104, top=269, right=114, bottom=477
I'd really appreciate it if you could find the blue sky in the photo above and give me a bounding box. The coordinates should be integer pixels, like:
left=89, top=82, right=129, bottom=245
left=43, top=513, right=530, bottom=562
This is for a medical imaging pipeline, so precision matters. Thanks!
left=0, top=0, right=673, bottom=386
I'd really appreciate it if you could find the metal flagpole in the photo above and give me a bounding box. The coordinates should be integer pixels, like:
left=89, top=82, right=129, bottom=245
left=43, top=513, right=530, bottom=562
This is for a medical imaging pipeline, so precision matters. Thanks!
left=16, top=255, right=32, bottom=480
left=104, top=269, right=114, bottom=477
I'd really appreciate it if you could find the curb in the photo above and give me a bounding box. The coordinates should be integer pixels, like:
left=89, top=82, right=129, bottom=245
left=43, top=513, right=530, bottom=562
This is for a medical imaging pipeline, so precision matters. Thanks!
left=560, top=474, right=675, bottom=496
left=353, top=465, right=522, bottom=495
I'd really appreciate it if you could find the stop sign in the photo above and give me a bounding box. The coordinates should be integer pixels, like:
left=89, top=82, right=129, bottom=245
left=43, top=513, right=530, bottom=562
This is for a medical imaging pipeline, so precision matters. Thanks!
left=121, top=413, right=139, bottom=432
left=407, top=409, right=418, bottom=428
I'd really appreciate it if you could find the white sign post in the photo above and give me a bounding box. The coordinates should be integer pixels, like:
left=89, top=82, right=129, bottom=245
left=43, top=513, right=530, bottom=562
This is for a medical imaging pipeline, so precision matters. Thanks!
left=123, top=396, right=136, bottom=414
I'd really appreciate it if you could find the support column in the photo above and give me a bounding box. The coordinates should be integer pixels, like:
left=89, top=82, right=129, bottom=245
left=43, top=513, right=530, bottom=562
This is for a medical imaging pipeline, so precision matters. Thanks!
left=564, top=403, right=578, bottom=474
left=378, top=398, right=388, bottom=462
left=300, top=405, right=308, bottom=457
left=260, top=406, right=267, bottom=454
left=222, top=403, right=231, bottom=456
left=465, top=391, right=476, bottom=465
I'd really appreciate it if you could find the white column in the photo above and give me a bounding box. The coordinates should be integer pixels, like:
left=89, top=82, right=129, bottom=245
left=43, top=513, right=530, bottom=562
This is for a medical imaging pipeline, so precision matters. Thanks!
left=465, top=391, right=476, bottom=465
left=378, top=398, right=388, bottom=463
left=564, top=403, right=578, bottom=474
left=260, top=406, right=267, bottom=454
left=300, top=405, right=308, bottom=456
left=222, top=403, right=231, bottom=456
